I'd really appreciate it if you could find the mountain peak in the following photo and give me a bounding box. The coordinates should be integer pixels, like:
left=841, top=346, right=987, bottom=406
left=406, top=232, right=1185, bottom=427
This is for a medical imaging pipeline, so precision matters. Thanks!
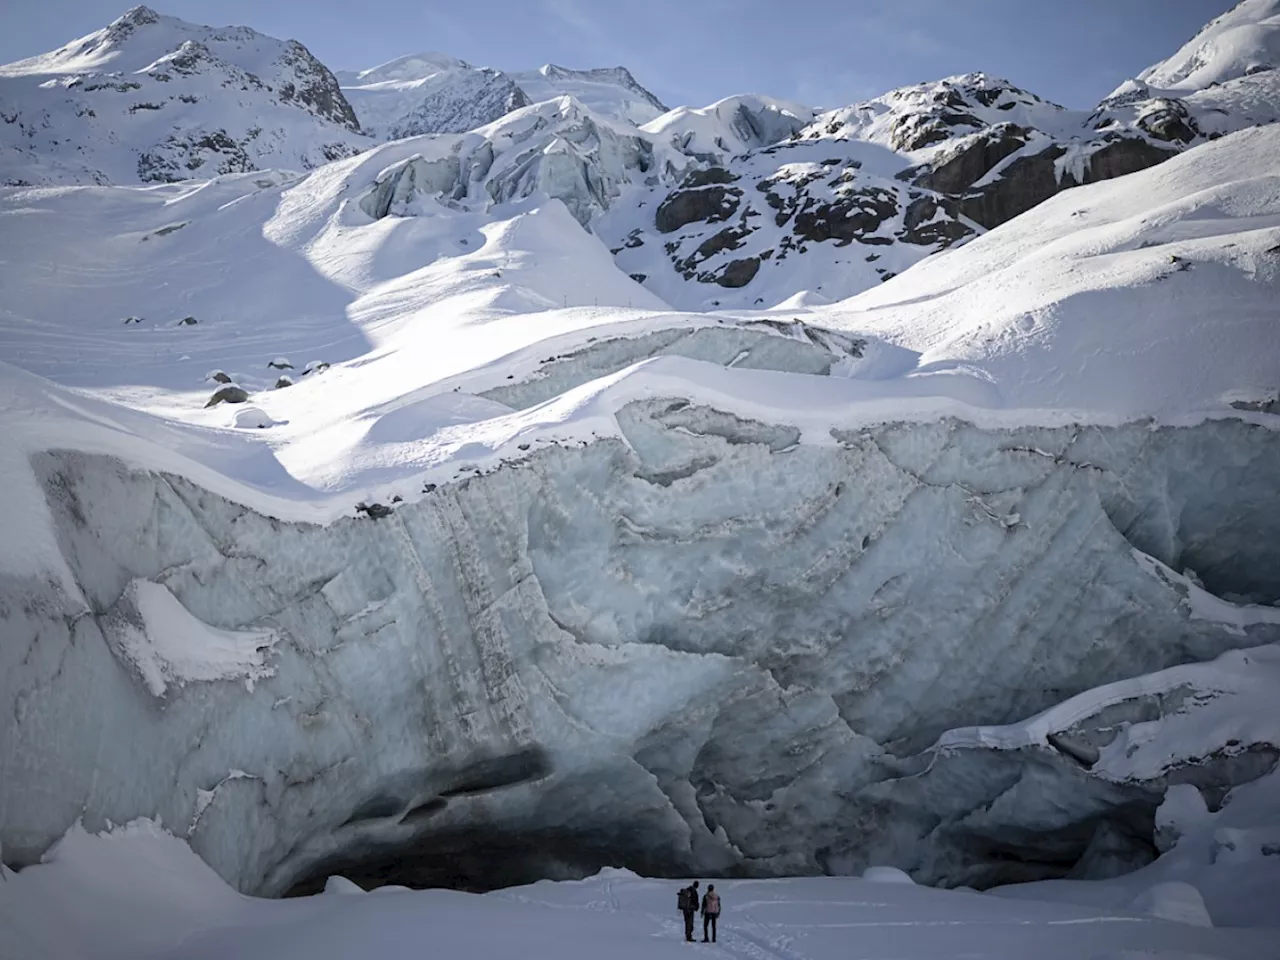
left=1139, top=0, right=1280, bottom=90
left=112, top=5, right=161, bottom=28
left=534, top=62, right=666, bottom=111
left=347, top=51, right=473, bottom=85
left=0, top=6, right=368, bottom=184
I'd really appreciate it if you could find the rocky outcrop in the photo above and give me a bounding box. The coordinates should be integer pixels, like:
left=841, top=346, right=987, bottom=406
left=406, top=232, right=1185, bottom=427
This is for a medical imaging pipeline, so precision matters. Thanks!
left=1136, top=98, right=1202, bottom=144
left=792, top=188, right=899, bottom=245
left=910, top=124, right=1031, bottom=195
left=655, top=181, right=743, bottom=234
left=1072, top=137, right=1179, bottom=183
left=715, top=256, right=761, bottom=287
left=957, top=146, right=1064, bottom=229
left=275, top=40, right=362, bottom=132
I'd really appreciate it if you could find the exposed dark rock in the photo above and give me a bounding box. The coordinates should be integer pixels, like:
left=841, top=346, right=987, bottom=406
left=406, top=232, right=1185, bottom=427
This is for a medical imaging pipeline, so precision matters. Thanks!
left=1070, top=137, right=1178, bottom=185
left=655, top=185, right=742, bottom=233
left=1230, top=394, right=1280, bottom=415
left=793, top=188, right=898, bottom=245
left=354, top=501, right=394, bottom=519
left=694, top=226, right=752, bottom=261
left=716, top=257, right=761, bottom=288
left=959, top=146, right=1064, bottom=229
left=681, top=166, right=739, bottom=188
left=274, top=376, right=294, bottom=389
left=204, top=385, right=249, bottom=407
left=1137, top=99, right=1201, bottom=144
left=913, top=124, right=1030, bottom=195
left=899, top=196, right=973, bottom=246
left=275, top=40, right=361, bottom=132
left=891, top=109, right=984, bottom=152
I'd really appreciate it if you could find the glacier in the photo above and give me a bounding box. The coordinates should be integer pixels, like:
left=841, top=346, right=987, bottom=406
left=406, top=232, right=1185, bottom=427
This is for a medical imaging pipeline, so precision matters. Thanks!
left=3, top=392, right=1277, bottom=897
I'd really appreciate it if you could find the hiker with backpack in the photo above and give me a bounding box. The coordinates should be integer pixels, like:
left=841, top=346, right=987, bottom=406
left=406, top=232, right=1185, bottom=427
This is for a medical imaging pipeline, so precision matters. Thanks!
left=701, top=884, right=721, bottom=943
left=677, top=880, right=699, bottom=941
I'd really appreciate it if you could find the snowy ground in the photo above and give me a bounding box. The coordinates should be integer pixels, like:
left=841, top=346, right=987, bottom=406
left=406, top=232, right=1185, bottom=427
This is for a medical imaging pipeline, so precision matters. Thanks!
left=1, top=825, right=1276, bottom=960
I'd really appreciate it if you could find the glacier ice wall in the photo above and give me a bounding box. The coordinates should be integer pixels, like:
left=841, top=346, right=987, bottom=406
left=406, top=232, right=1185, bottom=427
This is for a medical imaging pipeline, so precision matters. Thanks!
left=2, top=410, right=1278, bottom=894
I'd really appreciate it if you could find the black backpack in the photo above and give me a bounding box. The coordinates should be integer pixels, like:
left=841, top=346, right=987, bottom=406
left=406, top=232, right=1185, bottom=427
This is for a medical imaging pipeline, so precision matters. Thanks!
left=677, top=886, right=692, bottom=911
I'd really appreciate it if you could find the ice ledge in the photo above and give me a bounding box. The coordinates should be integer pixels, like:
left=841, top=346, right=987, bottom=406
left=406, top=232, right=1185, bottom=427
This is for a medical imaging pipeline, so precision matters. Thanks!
left=101, top=579, right=280, bottom=698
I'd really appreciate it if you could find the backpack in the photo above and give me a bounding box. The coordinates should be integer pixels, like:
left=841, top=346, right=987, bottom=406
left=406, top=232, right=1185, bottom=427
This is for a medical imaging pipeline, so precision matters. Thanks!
left=677, top=887, right=692, bottom=911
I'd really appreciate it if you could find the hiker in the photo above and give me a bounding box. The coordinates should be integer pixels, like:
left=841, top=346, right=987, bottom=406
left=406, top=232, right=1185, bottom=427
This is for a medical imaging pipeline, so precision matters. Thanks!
left=677, top=880, right=700, bottom=941
left=701, top=884, right=721, bottom=943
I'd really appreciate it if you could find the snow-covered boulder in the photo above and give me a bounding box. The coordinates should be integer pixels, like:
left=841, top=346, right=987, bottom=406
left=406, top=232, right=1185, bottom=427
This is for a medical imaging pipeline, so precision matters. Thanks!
left=1128, top=881, right=1214, bottom=927
left=232, top=406, right=279, bottom=427
left=861, top=866, right=916, bottom=884
left=322, top=875, right=365, bottom=895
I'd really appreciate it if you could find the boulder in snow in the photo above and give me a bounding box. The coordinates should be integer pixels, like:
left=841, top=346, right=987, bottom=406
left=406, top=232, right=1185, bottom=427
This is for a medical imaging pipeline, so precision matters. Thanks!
left=204, top=385, right=249, bottom=407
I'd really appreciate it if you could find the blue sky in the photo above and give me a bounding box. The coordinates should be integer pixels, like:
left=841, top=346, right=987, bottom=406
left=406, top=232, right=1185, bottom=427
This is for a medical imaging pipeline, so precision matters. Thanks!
left=4, top=0, right=1237, bottom=109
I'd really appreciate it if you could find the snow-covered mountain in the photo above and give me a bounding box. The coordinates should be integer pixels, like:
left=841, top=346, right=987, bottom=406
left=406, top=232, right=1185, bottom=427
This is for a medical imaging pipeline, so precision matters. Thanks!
left=7, top=2, right=1275, bottom=307
left=1141, top=0, right=1280, bottom=90
left=0, top=5, right=370, bottom=185
left=0, top=3, right=1278, bottom=952
left=335, top=53, right=532, bottom=138
left=511, top=63, right=668, bottom=125
left=335, top=54, right=667, bottom=140
left=630, top=1, right=1280, bottom=307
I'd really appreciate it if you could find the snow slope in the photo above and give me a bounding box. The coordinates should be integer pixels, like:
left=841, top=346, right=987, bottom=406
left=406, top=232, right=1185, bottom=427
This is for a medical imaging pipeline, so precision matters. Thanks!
left=2, top=834, right=1277, bottom=960
left=0, top=6, right=370, bottom=186
left=1141, top=0, right=1280, bottom=90
left=824, top=125, right=1280, bottom=416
